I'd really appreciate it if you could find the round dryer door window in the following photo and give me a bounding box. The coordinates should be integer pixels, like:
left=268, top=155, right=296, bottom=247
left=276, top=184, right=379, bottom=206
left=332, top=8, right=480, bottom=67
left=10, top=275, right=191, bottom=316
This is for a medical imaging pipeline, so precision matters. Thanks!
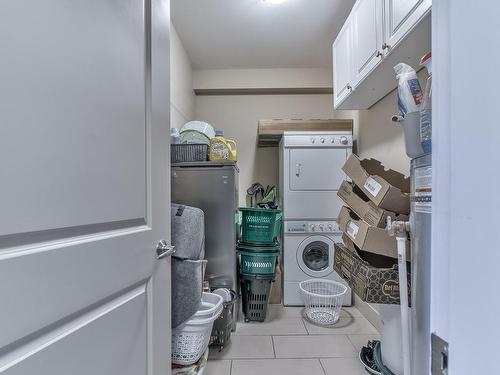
left=297, top=236, right=334, bottom=278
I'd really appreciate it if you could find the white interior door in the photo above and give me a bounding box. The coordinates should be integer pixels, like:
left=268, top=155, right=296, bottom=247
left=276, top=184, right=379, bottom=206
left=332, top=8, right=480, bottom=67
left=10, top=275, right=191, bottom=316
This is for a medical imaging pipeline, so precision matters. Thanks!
left=0, top=1, right=171, bottom=374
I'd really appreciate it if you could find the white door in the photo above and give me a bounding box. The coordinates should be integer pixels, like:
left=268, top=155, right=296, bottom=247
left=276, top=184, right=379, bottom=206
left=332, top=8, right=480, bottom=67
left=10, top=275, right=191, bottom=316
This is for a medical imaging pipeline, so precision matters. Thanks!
left=383, top=0, right=431, bottom=53
left=0, top=1, right=172, bottom=374
left=351, top=0, right=384, bottom=86
left=289, top=148, right=348, bottom=191
left=333, top=17, right=353, bottom=108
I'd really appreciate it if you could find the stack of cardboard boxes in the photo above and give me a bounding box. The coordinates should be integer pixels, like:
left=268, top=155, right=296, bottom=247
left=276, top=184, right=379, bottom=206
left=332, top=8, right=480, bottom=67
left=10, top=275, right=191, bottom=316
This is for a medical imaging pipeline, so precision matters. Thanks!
left=334, top=155, right=411, bottom=305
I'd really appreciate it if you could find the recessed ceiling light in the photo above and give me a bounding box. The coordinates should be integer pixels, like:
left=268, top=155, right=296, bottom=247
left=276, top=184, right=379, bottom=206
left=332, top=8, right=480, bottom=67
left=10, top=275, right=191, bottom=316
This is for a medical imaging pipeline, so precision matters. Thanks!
left=262, top=0, right=287, bottom=5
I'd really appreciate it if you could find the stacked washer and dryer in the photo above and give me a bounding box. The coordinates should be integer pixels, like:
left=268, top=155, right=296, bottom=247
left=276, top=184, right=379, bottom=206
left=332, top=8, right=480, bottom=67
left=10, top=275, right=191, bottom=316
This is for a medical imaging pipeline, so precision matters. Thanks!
left=279, top=131, right=353, bottom=306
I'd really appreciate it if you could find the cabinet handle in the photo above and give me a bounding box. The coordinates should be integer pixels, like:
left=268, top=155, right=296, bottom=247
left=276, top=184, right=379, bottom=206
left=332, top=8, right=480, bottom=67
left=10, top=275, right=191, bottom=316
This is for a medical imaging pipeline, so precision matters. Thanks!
left=376, top=50, right=382, bottom=57
left=347, top=84, right=352, bottom=90
left=382, top=43, right=390, bottom=50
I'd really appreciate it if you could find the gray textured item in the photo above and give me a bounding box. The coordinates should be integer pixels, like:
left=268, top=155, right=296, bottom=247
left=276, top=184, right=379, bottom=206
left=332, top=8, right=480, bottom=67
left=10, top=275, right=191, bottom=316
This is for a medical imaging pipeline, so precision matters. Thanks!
left=171, top=203, right=205, bottom=260
left=171, top=203, right=207, bottom=328
left=171, top=258, right=207, bottom=328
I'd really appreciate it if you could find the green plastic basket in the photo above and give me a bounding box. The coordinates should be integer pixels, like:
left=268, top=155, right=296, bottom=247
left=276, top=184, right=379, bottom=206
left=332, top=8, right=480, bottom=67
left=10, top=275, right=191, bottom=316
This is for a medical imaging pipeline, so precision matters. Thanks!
left=238, top=250, right=279, bottom=276
left=239, top=208, right=283, bottom=245
left=236, top=242, right=280, bottom=253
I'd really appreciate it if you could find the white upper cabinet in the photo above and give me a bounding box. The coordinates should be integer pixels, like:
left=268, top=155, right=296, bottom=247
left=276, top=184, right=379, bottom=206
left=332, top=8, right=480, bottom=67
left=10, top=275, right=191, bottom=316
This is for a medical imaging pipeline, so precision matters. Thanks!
left=333, top=0, right=431, bottom=109
left=332, top=18, right=353, bottom=107
left=351, top=0, right=384, bottom=86
left=384, top=0, right=432, bottom=53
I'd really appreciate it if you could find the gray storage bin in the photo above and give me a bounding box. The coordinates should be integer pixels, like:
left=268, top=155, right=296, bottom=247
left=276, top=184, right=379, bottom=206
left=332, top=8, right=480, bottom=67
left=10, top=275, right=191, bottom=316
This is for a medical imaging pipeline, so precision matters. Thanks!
left=171, top=203, right=207, bottom=328
left=171, top=258, right=207, bottom=328
left=171, top=204, right=205, bottom=260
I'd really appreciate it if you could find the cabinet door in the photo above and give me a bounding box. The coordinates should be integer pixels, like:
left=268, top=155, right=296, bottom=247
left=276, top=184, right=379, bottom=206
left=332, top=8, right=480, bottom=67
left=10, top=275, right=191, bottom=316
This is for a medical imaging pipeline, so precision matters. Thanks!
left=384, top=0, right=432, bottom=52
left=333, top=17, right=353, bottom=108
left=351, top=0, right=384, bottom=86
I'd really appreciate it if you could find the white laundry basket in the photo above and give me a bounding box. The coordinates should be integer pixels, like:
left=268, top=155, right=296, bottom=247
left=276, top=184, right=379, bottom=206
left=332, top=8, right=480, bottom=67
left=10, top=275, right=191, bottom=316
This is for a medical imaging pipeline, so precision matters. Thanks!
left=172, top=293, right=223, bottom=366
left=299, top=279, right=348, bottom=326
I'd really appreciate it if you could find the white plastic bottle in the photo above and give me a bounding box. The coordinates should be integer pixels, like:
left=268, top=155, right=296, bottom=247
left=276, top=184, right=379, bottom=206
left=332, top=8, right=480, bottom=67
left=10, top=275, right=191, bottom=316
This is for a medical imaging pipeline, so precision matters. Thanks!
left=419, top=52, right=432, bottom=154
left=170, top=127, right=181, bottom=144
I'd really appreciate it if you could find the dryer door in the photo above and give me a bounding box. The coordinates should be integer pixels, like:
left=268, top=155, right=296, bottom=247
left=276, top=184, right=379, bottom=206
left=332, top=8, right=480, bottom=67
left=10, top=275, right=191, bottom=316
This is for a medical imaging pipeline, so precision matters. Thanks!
left=289, top=148, right=347, bottom=191
left=297, top=235, right=335, bottom=278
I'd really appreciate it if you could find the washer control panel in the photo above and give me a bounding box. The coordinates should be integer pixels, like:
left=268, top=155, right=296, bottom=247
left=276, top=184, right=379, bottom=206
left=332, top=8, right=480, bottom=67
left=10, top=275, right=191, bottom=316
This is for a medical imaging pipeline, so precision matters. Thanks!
left=285, top=221, right=341, bottom=234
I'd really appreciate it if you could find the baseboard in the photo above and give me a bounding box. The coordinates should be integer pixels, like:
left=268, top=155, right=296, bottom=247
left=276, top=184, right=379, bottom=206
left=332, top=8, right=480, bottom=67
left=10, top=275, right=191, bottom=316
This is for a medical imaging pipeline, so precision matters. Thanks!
left=354, top=294, right=381, bottom=332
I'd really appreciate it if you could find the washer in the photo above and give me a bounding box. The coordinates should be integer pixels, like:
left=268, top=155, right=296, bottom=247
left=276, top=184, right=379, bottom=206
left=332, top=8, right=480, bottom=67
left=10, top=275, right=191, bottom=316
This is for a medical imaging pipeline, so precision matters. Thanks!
left=283, top=220, right=352, bottom=306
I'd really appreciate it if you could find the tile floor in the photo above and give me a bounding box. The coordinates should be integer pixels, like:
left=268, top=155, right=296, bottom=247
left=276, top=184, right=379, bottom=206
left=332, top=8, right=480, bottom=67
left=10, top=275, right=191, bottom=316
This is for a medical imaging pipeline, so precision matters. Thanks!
left=206, top=304, right=379, bottom=375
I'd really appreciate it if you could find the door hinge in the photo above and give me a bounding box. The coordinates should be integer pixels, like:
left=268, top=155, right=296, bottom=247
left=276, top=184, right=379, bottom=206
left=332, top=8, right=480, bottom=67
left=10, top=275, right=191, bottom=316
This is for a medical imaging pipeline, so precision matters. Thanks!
left=431, top=333, right=449, bottom=375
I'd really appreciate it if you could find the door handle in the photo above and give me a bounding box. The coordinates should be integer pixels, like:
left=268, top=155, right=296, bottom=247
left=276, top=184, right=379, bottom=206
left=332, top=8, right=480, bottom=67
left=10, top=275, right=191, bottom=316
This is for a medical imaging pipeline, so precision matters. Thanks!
left=156, top=240, right=175, bottom=260
left=295, top=164, right=301, bottom=177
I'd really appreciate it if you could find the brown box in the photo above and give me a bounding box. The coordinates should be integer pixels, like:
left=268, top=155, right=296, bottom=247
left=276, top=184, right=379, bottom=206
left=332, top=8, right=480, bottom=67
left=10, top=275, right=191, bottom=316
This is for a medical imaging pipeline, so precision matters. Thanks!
left=342, top=154, right=410, bottom=214
left=333, top=239, right=410, bottom=305
left=338, top=206, right=404, bottom=259
left=337, top=181, right=408, bottom=227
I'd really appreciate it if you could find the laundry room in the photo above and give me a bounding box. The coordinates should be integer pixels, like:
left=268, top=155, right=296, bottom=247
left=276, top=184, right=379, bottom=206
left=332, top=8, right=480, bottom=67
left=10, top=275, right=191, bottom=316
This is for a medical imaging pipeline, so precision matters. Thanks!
left=169, top=1, right=431, bottom=374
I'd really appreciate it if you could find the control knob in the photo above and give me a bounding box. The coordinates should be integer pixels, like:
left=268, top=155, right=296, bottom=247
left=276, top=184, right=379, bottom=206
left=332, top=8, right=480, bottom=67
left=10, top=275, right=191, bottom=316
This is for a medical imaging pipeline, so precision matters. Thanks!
left=310, top=138, right=316, bottom=144
left=320, top=138, right=325, bottom=144
left=319, top=224, right=324, bottom=231
left=340, top=136, right=349, bottom=145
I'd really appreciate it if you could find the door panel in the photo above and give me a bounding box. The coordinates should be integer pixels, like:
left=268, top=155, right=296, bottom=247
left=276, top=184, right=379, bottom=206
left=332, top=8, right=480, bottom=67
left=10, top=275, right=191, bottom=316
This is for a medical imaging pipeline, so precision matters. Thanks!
left=333, top=18, right=352, bottom=106
left=0, top=1, right=171, bottom=374
left=289, top=149, right=347, bottom=191
left=384, top=0, right=431, bottom=51
left=2, top=286, right=147, bottom=374
left=0, top=0, right=147, bottom=236
left=352, top=0, right=383, bottom=86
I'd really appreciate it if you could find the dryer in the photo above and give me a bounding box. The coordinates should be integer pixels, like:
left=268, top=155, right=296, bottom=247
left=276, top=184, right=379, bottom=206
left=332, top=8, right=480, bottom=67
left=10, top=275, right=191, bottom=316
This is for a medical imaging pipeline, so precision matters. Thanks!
left=283, top=220, right=351, bottom=306
left=279, top=131, right=352, bottom=220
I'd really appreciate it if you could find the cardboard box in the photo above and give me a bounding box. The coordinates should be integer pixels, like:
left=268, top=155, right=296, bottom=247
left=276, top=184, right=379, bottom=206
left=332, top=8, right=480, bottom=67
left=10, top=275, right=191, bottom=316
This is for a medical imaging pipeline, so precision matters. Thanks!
left=338, top=206, right=404, bottom=259
left=333, top=240, right=411, bottom=305
left=342, top=154, right=410, bottom=214
left=337, top=181, right=408, bottom=227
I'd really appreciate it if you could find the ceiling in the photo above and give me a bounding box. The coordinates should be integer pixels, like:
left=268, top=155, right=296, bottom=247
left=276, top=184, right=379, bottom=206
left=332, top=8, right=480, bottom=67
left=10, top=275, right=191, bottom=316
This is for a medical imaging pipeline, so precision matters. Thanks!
left=171, top=0, right=355, bottom=70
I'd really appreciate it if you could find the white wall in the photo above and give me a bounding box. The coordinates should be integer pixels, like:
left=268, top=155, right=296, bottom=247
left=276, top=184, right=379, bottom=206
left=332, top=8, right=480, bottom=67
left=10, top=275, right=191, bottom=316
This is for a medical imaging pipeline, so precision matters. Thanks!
left=170, top=25, right=195, bottom=129
left=195, top=94, right=357, bottom=206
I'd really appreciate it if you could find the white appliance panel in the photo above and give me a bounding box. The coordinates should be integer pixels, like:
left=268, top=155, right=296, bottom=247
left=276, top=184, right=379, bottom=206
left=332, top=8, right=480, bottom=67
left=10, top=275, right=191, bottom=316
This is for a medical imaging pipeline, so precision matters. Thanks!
left=289, top=148, right=348, bottom=191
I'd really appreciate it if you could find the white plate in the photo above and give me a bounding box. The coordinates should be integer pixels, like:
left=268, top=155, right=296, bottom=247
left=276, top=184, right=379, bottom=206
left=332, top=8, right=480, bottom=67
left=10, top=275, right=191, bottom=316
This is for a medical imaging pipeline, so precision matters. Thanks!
left=181, top=121, right=215, bottom=139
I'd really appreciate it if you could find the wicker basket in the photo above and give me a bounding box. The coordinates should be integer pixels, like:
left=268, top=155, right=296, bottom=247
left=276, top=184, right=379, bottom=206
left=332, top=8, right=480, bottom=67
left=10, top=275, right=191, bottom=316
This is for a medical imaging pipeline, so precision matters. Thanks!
left=171, top=144, right=208, bottom=163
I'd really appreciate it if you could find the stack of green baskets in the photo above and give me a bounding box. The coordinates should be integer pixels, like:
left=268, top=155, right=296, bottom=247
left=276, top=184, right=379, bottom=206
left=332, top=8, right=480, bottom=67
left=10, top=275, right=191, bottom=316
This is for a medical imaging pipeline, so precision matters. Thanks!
left=238, top=208, right=282, bottom=322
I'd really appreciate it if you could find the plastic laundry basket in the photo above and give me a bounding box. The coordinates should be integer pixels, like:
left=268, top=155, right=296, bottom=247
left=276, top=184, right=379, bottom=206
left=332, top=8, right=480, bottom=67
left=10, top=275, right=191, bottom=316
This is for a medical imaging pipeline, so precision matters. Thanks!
left=238, top=250, right=279, bottom=276
left=299, top=279, right=347, bottom=326
left=240, top=274, right=274, bottom=322
left=172, top=293, right=223, bottom=365
left=239, top=208, right=282, bottom=244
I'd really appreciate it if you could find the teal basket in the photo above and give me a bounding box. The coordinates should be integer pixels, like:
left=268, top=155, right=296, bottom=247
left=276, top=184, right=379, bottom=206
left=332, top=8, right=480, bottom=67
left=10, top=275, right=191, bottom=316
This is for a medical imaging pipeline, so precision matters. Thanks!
left=238, top=250, right=279, bottom=276
left=239, top=208, right=283, bottom=245
left=236, top=242, right=280, bottom=253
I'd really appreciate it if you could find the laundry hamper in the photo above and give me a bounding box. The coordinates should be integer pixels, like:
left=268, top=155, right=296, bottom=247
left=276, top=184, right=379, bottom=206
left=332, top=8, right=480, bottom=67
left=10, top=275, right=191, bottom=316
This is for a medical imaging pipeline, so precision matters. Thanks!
left=172, top=293, right=223, bottom=366
left=299, top=279, right=348, bottom=326
left=240, top=274, right=274, bottom=322
left=210, top=290, right=238, bottom=350
left=239, top=208, right=282, bottom=244
left=238, top=250, right=279, bottom=276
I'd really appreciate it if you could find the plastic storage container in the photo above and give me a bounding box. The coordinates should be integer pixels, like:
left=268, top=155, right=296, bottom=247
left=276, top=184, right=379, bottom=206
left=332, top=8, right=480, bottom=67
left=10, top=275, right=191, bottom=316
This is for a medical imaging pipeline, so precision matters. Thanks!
left=299, top=279, right=348, bottom=326
left=209, top=131, right=237, bottom=162
left=238, top=250, right=279, bottom=276
left=240, top=274, right=274, bottom=322
left=239, top=208, right=283, bottom=245
left=236, top=241, right=281, bottom=253
left=393, top=112, right=425, bottom=159
left=171, top=144, right=208, bottom=163
left=210, top=290, right=238, bottom=350
left=171, top=292, right=223, bottom=365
